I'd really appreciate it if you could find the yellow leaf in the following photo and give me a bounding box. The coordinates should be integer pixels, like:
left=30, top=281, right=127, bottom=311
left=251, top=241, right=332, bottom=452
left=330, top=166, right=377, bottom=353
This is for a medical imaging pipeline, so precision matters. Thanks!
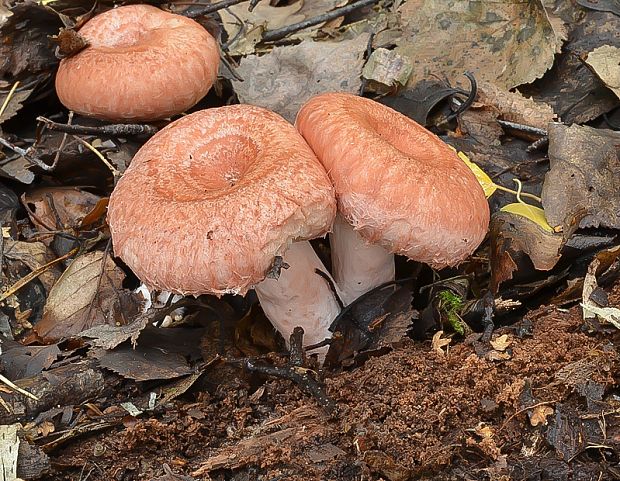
left=454, top=150, right=497, bottom=198
left=501, top=203, right=554, bottom=233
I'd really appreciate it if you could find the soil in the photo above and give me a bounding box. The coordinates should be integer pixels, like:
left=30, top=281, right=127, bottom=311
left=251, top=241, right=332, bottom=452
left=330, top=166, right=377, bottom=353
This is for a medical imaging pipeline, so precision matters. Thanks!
left=44, top=285, right=620, bottom=481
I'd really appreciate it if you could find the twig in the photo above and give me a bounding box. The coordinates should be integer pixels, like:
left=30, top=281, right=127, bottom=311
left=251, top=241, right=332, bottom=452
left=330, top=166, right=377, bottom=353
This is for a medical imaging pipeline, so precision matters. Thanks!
left=0, top=372, right=39, bottom=401
left=289, top=327, right=305, bottom=367
left=37, top=116, right=158, bottom=137
left=526, top=136, right=549, bottom=153
left=184, top=0, right=253, bottom=17
left=0, top=136, right=57, bottom=172
left=50, top=111, right=73, bottom=171
left=262, top=0, right=381, bottom=42
left=73, top=136, right=120, bottom=178
left=0, top=81, right=20, bottom=120
left=497, top=119, right=547, bottom=138
left=244, top=360, right=336, bottom=413
left=0, top=247, right=79, bottom=303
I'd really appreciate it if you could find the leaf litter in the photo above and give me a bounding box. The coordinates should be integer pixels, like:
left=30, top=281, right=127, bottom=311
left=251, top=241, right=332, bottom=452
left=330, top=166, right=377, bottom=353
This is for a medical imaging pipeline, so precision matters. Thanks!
left=0, top=0, right=620, bottom=479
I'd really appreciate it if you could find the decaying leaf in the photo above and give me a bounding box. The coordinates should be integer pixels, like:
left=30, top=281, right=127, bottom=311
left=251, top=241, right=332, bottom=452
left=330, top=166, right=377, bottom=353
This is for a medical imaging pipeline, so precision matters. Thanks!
left=490, top=334, right=511, bottom=352
left=325, top=284, right=414, bottom=368
left=542, top=123, right=620, bottom=232
left=34, top=251, right=140, bottom=342
left=473, top=81, right=556, bottom=131
left=585, top=45, right=620, bottom=99
left=220, top=0, right=342, bottom=55
left=2, top=240, right=61, bottom=292
left=362, top=48, right=413, bottom=91
left=457, top=151, right=497, bottom=198
left=23, top=187, right=103, bottom=242
left=394, top=0, right=562, bottom=90
left=530, top=405, right=554, bottom=427
left=0, top=85, right=33, bottom=125
left=431, top=330, right=451, bottom=356
left=232, top=35, right=370, bottom=123
left=92, top=326, right=204, bottom=381
left=0, top=3, right=62, bottom=81
left=489, top=211, right=563, bottom=292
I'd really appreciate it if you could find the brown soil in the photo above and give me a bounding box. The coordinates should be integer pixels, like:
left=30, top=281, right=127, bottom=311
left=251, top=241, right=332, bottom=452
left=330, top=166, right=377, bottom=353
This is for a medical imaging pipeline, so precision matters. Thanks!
left=46, top=288, right=620, bottom=481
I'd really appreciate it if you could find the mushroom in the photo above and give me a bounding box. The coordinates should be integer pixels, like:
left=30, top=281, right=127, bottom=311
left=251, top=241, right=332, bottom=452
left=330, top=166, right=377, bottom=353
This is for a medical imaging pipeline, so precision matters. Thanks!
left=295, top=92, right=490, bottom=305
left=55, top=4, right=219, bottom=122
left=107, top=105, right=341, bottom=348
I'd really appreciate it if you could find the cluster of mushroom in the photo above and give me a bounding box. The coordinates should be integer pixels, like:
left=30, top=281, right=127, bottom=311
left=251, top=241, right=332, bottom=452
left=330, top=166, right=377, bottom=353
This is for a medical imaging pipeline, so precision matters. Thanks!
left=56, top=5, right=490, bottom=354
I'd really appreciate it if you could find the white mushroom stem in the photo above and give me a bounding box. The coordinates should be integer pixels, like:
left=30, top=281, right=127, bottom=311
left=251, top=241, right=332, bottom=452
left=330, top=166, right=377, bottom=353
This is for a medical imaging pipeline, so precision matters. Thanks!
left=254, top=241, right=341, bottom=351
left=330, top=214, right=395, bottom=306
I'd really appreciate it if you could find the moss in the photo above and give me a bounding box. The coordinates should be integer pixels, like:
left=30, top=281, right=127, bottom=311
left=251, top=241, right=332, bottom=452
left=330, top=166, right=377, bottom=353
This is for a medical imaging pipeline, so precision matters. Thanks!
left=437, top=290, right=465, bottom=336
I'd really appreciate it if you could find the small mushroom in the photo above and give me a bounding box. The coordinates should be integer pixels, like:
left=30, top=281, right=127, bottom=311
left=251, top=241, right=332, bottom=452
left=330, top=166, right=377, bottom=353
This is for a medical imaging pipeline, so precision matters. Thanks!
left=55, top=5, right=219, bottom=122
left=296, top=92, right=490, bottom=305
left=107, top=105, right=341, bottom=349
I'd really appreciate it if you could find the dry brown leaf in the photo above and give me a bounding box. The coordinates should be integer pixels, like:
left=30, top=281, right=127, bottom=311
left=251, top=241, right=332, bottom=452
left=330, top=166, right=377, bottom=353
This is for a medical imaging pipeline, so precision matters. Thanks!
left=585, top=45, right=620, bottom=99
left=474, top=81, right=556, bottom=130
left=530, top=405, right=554, bottom=426
left=431, top=330, right=451, bottom=356
left=23, top=187, right=102, bottom=243
left=542, top=123, right=620, bottom=231
left=2, top=239, right=61, bottom=292
left=220, top=0, right=342, bottom=55
left=394, top=0, right=562, bottom=90
left=34, top=251, right=140, bottom=342
left=232, top=35, right=369, bottom=123
left=490, top=334, right=512, bottom=352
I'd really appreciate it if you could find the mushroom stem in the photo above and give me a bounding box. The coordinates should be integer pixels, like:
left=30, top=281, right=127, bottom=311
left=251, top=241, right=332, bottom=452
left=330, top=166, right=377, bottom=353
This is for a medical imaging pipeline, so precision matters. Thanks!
left=254, top=241, right=341, bottom=350
left=330, top=214, right=395, bottom=305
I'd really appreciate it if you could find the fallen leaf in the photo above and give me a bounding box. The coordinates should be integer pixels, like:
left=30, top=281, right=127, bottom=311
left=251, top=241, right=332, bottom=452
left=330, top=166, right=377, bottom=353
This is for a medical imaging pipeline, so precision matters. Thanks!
left=362, top=48, right=413, bottom=91
left=2, top=239, right=61, bottom=292
left=34, top=251, right=140, bottom=342
left=473, top=81, right=556, bottom=131
left=500, top=203, right=554, bottom=233
left=530, top=405, right=554, bottom=426
left=490, top=334, right=511, bottom=352
left=394, top=0, right=562, bottom=90
left=431, top=330, right=451, bottom=356
left=541, top=123, right=620, bottom=231
left=0, top=85, right=33, bottom=125
left=489, top=211, right=564, bottom=292
left=456, top=151, right=497, bottom=198
left=585, top=45, right=620, bottom=100
left=23, top=187, right=102, bottom=243
left=220, top=0, right=343, bottom=55
left=232, top=35, right=370, bottom=123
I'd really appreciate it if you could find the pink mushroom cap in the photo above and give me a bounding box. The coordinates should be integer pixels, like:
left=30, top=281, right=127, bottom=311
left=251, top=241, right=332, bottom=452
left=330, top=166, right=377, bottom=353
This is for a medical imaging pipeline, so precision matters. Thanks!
left=107, top=105, right=336, bottom=296
left=55, top=4, right=220, bottom=122
left=296, top=92, right=490, bottom=268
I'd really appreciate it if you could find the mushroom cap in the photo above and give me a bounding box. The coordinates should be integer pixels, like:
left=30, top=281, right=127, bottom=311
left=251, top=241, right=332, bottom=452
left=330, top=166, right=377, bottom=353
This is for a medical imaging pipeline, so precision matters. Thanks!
left=107, top=105, right=336, bottom=296
left=55, top=5, right=219, bottom=122
left=295, top=92, right=490, bottom=268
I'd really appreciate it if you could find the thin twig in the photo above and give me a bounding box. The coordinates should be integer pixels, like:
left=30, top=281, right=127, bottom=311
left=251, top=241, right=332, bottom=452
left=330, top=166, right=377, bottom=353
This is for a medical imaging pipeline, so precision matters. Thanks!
left=0, top=136, right=56, bottom=171
left=497, top=119, right=547, bottom=138
left=37, top=116, right=158, bottom=137
left=262, top=0, right=380, bottom=42
left=0, top=81, right=20, bottom=120
left=184, top=0, right=252, bottom=17
left=244, top=360, right=336, bottom=413
left=73, top=136, right=120, bottom=178
left=0, top=372, right=40, bottom=401
left=50, top=111, right=73, bottom=171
